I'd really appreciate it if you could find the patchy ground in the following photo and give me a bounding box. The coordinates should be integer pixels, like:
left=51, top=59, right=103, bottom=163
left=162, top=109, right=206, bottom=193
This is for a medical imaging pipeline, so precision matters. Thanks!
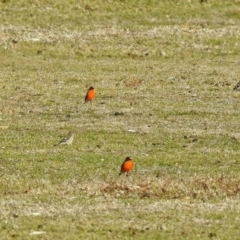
left=0, top=0, right=240, bottom=239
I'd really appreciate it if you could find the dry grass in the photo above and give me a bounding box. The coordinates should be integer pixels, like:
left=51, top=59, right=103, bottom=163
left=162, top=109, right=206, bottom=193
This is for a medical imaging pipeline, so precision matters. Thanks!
left=0, top=0, right=240, bottom=239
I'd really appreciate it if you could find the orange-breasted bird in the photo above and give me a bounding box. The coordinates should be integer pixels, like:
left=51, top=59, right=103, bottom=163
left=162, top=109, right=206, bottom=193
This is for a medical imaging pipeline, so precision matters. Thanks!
left=119, top=157, right=133, bottom=176
left=85, top=86, right=95, bottom=103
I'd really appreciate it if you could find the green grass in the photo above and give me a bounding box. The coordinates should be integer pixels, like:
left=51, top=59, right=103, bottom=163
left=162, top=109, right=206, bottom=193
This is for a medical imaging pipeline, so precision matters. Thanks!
left=0, top=0, right=240, bottom=239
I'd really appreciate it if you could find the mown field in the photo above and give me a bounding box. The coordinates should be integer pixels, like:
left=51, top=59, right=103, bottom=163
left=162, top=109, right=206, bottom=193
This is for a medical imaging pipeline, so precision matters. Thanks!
left=0, top=0, right=240, bottom=239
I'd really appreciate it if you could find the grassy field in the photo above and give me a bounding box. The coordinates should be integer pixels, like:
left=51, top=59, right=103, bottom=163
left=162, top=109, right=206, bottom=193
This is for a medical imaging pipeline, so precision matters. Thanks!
left=0, top=0, right=240, bottom=239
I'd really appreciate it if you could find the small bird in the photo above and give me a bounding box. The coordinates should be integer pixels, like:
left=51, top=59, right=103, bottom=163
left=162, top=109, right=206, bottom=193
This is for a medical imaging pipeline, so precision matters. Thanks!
left=233, top=81, right=240, bottom=91
left=54, top=131, right=75, bottom=146
left=119, top=157, right=133, bottom=176
left=85, top=86, right=95, bottom=103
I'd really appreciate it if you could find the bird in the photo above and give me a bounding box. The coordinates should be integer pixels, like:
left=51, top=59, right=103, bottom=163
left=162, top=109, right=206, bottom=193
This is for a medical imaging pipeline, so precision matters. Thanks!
left=85, top=86, right=95, bottom=103
left=54, top=131, right=75, bottom=146
left=233, top=81, right=240, bottom=91
left=119, top=157, right=133, bottom=176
